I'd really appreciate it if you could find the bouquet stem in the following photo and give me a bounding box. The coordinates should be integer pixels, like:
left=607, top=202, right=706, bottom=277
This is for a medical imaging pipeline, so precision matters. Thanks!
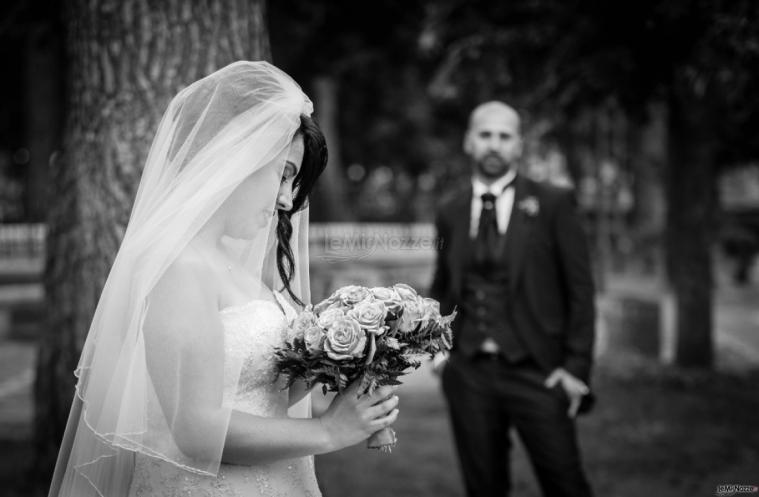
left=367, top=427, right=397, bottom=452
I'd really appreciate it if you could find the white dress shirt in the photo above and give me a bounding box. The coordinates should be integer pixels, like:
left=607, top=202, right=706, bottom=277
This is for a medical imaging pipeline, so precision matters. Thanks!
left=470, top=170, right=517, bottom=239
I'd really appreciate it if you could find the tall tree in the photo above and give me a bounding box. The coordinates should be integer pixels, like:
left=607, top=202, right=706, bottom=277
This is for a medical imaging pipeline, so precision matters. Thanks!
left=33, top=0, right=270, bottom=484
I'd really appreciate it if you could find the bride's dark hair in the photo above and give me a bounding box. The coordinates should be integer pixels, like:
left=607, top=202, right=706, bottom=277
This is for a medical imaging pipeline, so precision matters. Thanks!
left=277, top=114, right=328, bottom=305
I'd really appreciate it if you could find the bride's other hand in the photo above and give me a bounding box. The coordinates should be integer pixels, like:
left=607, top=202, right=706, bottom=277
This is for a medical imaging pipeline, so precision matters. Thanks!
left=318, top=381, right=400, bottom=450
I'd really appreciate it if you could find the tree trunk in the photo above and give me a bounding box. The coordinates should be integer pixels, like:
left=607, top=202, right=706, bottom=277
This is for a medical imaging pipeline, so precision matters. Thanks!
left=33, top=0, right=270, bottom=484
left=631, top=102, right=667, bottom=275
left=631, top=102, right=671, bottom=362
left=665, top=95, right=717, bottom=368
left=594, top=104, right=613, bottom=292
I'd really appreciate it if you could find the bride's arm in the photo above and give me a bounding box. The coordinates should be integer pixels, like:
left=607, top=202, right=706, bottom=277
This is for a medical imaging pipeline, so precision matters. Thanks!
left=144, top=258, right=398, bottom=467
left=223, top=383, right=384, bottom=465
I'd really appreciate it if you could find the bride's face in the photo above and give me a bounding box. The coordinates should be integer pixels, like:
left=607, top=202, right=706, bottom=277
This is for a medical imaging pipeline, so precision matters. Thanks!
left=222, top=135, right=304, bottom=240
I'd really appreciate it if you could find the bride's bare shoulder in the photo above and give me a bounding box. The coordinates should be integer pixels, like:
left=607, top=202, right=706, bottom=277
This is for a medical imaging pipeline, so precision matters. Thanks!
left=148, top=248, right=219, bottom=316
left=164, top=247, right=215, bottom=281
left=143, top=250, right=223, bottom=351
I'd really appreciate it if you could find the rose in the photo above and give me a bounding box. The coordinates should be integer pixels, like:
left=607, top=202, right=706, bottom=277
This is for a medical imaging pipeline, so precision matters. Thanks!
left=419, top=297, right=442, bottom=327
left=422, top=297, right=440, bottom=314
left=348, top=299, right=388, bottom=335
left=303, top=325, right=326, bottom=353
left=323, top=317, right=367, bottom=361
left=313, top=297, right=337, bottom=314
left=328, top=299, right=350, bottom=312
left=398, top=297, right=424, bottom=333
left=393, top=283, right=418, bottom=304
left=370, top=287, right=403, bottom=315
left=290, top=310, right=318, bottom=340
left=317, top=307, right=345, bottom=329
left=335, top=285, right=371, bottom=306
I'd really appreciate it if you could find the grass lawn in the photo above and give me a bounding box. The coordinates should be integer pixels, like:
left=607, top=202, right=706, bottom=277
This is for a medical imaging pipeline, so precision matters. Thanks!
left=3, top=355, right=758, bottom=496
left=315, top=355, right=759, bottom=497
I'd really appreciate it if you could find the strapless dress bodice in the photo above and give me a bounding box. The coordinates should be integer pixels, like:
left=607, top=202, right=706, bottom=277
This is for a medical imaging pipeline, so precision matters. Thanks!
left=219, top=297, right=292, bottom=417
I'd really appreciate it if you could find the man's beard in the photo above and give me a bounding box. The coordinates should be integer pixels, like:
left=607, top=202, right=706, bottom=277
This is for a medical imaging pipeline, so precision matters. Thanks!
left=477, top=154, right=512, bottom=178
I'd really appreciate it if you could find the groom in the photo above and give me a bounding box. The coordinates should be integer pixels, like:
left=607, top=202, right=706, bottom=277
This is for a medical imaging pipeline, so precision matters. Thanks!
left=431, top=101, right=595, bottom=497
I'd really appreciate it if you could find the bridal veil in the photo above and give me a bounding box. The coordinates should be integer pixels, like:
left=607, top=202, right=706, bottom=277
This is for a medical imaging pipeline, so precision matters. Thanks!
left=48, top=61, right=314, bottom=497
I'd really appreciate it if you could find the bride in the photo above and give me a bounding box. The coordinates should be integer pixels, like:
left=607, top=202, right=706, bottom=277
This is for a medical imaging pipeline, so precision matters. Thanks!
left=48, top=61, right=399, bottom=497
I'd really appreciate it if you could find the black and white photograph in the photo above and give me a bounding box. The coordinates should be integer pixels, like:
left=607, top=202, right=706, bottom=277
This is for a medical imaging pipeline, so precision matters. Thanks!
left=1, top=1, right=758, bottom=496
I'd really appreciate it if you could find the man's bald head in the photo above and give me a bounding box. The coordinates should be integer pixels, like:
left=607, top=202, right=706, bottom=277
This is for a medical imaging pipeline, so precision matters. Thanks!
left=464, top=101, right=523, bottom=181
left=468, top=101, right=521, bottom=134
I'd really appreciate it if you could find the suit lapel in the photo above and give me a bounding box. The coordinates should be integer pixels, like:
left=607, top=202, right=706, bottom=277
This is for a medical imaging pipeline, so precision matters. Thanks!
left=507, top=175, right=533, bottom=292
left=449, top=185, right=472, bottom=299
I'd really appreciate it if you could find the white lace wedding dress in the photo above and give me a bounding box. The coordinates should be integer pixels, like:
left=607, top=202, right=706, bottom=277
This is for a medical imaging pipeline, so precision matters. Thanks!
left=128, top=291, right=322, bottom=497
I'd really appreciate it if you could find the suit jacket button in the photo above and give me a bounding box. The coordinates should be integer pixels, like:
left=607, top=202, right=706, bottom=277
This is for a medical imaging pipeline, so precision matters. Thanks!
left=476, top=307, right=487, bottom=317
left=476, top=291, right=485, bottom=300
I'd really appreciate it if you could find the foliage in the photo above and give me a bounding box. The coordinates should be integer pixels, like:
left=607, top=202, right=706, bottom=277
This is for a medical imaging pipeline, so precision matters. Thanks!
left=422, top=0, right=759, bottom=158
left=268, top=1, right=446, bottom=183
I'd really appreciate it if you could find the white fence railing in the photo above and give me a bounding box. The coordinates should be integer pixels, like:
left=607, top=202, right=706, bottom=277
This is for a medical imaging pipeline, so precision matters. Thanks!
left=0, top=224, right=46, bottom=259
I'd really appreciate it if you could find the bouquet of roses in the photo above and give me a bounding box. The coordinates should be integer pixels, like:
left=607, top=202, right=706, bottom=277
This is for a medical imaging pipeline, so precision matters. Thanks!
left=274, top=283, right=456, bottom=452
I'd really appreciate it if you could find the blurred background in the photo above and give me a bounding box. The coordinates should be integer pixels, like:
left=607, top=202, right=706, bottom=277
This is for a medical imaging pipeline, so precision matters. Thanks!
left=1, top=0, right=758, bottom=495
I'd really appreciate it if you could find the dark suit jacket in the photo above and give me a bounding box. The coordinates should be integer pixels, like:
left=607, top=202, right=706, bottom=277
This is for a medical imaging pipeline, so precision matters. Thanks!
left=430, top=175, right=596, bottom=383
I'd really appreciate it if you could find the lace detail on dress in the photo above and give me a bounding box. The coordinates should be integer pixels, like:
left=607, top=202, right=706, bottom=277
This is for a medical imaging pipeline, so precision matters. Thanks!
left=130, top=456, right=320, bottom=497
left=130, top=457, right=239, bottom=497
left=221, top=299, right=289, bottom=417
left=128, top=295, right=321, bottom=497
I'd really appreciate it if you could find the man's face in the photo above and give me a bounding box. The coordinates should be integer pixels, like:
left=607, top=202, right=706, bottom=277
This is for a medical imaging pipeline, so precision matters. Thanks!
left=464, top=106, right=522, bottom=179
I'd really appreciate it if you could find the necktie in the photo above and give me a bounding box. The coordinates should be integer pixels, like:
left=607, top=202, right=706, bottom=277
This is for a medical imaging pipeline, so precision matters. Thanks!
left=473, top=176, right=517, bottom=267
left=474, top=192, right=499, bottom=267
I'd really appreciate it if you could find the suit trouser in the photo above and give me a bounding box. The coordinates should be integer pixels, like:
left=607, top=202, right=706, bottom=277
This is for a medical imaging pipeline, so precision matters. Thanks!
left=441, top=353, right=593, bottom=497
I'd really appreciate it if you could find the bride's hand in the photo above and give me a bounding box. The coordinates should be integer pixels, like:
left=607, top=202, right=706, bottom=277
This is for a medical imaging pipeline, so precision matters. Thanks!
left=318, top=381, right=400, bottom=451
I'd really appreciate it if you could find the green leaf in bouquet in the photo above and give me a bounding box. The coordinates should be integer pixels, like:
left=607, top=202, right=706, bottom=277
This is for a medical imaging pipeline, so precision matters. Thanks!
left=382, top=336, right=401, bottom=350
left=283, top=373, right=301, bottom=389
left=359, top=374, right=379, bottom=395
left=386, top=317, right=401, bottom=335
left=440, top=332, right=452, bottom=350
left=375, top=366, right=410, bottom=376
left=412, top=320, right=424, bottom=335
left=402, top=351, right=428, bottom=362
left=438, top=309, right=458, bottom=328
left=332, top=367, right=347, bottom=393
left=377, top=378, right=403, bottom=386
